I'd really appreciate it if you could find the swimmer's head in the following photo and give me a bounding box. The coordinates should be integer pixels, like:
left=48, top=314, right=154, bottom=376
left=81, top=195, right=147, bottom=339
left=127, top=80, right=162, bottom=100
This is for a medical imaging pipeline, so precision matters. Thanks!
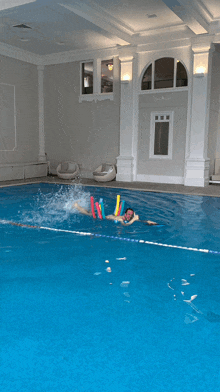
left=124, top=208, right=134, bottom=221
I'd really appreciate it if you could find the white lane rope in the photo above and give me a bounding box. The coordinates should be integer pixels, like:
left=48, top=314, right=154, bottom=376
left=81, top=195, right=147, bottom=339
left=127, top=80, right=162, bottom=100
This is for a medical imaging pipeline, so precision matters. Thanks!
left=1, top=219, right=219, bottom=255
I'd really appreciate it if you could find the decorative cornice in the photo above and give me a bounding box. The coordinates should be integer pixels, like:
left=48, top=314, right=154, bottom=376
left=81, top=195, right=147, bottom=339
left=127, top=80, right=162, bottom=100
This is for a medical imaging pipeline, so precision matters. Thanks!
left=41, top=46, right=120, bottom=65
left=0, top=31, right=219, bottom=66
left=137, top=38, right=191, bottom=53
left=191, top=34, right=214, bottom=53
left=0, top=0, right=35, bottom=12
left=192, top=0, right=213, bottom=23
left=118, top=45, right=137, bottom=61
left=0, top=42, right=42, bottom=65
left=137, top=23, right=189, bottom=38
left=162, top=0, right=208, bottom=35
left=213, top=33, right=220, bottom=44
left=119, top=57, right=134, bottom=63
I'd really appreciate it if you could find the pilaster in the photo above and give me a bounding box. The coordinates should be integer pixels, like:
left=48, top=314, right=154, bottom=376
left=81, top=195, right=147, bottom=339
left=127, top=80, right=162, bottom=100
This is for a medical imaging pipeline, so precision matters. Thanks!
left=37, top=65, right=46, bottom=162
left=184, top=42, right=213, bottom=186
left=116, top=56, right=134, bottom=181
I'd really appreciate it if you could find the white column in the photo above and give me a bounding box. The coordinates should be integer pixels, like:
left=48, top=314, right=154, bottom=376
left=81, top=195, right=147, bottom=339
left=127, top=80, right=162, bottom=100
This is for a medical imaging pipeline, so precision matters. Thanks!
left=212, top=94, right=220, bottom=178
left=37, top=65, right=46, bottom=162
left=184, top=43, right=213, bottom=186
left=211, top=37, right=220, bottom=180
left=214, top=122, right=220, bottom=175
left=116, top=56, right=134, bottom=181
left=131, top=53, right=139, bottom=181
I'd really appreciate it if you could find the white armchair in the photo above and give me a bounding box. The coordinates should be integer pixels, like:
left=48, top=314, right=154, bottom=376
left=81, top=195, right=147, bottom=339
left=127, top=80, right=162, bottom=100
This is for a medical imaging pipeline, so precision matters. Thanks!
left=56, top=161, right=79, bottom=180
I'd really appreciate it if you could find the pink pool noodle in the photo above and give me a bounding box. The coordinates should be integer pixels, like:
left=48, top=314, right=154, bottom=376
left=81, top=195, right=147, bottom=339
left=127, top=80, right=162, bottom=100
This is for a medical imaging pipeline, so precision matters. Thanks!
left=117, top=203, right=122, bottom=216
left=95, top=202, right=102, bottom=219
left=90, top=196, right=96, bottom=219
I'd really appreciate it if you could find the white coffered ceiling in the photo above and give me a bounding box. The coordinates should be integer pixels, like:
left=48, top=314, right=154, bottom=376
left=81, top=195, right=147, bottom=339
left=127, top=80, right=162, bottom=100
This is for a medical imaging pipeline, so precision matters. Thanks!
left=0, top=0, right=220, bottom=57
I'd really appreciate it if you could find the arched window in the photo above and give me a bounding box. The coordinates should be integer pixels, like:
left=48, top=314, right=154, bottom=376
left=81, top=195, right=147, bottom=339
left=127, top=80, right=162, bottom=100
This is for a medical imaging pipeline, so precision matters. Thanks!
left=176, top=61, right=188, bottom=87
left=155, top=58, right=174, bottom=89
left=141, top=63, right=152, bottom=90
left=141, top=58, right=188, bottom=90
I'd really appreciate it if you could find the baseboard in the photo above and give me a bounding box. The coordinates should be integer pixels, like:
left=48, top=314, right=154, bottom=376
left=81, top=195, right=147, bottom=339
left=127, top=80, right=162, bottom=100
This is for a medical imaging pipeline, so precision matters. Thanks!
left=136, top=174, right=184, bottom=184
left=0, top=162, right=48, bottom=182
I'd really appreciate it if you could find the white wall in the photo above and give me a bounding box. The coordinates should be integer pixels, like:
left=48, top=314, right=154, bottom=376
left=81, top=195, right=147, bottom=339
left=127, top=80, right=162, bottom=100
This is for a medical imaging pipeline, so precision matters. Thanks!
left=138, top=91, right=188, bottom=179
left=1, top=41, right=220, bottom=184
left=135, top=46, right=190, bottom=183
left=0, top=55, right=39, bottom=165
left=44, top=62, right=120, bottom=177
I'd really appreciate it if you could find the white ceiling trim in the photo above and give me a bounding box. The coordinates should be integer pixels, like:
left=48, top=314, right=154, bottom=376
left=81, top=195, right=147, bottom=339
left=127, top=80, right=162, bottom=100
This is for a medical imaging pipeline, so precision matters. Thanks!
left=162, top=0, right=208, bottom=34
left=136, top=24, right=193, bottom=45
left=137, top=38, right=191, bottom=53
left=137, top=23, right=186, bottom=37
left=0, top=28, right=218, bottom=66
left=41, top=45, right=121, bottom=66
left=192, top=0, right=213, bottom=23
left=191, top=33, right=214, bottom=52
left=58, top=2, right=133, bottom=46
left=213, top=33, right=220, bottom=43
left=0, top=41, right=42, bottom=65
left=0, top=40, right=122, bottom=65
left=0, top=0, right=36, bottom=11
left=0, top=37, right=192, bottom=66
left=178, top=0, right=209, bottom=31
left=73, top=0, right=135, bottom=34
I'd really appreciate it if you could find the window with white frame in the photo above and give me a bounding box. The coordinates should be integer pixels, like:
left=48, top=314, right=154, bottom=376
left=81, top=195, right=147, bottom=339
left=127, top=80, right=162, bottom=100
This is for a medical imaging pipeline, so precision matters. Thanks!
left=150, top=112, right=173, bottom=159
left=80, top=58, right=115, bottom=101
left=81, top=61, right=94, bottom=95
left=101, top=59, right=113, bottom=93
left=141, top=58, right=188, bottom=91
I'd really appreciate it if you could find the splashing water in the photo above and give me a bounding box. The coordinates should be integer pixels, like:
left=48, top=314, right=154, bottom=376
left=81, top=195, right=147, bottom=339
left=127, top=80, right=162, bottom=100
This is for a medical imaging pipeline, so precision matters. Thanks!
left=20, top=185, right=91, bottom=226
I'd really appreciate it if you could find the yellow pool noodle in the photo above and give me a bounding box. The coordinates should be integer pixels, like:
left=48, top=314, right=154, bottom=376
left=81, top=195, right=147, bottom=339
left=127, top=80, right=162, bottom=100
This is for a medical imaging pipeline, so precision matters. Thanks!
left=115, top=195, right=120, bottom=216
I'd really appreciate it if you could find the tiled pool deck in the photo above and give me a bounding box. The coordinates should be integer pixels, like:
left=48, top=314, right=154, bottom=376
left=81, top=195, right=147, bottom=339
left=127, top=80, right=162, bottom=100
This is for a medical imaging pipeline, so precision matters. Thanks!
left=0, top=176, right=220, bottom=197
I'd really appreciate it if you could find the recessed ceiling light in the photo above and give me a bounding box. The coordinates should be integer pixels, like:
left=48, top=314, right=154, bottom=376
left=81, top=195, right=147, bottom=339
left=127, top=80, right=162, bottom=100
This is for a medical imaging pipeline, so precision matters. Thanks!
left=147, top=14, right=157, bottom=18
left=13, top=24, right=32, bottom=29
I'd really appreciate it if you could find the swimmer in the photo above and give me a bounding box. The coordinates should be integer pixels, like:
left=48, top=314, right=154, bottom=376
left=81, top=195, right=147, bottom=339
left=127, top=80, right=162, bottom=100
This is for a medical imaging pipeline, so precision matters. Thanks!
left=73, top=203, right=157, bottom=226
left=105, top=208, right=157, bottom=226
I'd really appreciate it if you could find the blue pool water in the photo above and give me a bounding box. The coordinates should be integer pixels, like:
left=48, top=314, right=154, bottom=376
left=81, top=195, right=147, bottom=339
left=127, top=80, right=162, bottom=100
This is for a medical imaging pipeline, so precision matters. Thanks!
left=1, top=183, right=220, bottom=392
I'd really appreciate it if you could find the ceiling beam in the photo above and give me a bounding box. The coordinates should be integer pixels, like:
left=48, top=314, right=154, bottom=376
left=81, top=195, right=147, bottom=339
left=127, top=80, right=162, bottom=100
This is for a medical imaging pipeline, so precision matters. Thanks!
left=191, top=0, right=213, bottom=23
left=0, top=0, right=36, bottom=11
left=162, top=0, right=209, bottom=34
left=179, top=0, right=210, bottom=31
left=58, top=2, right=133, bottom=46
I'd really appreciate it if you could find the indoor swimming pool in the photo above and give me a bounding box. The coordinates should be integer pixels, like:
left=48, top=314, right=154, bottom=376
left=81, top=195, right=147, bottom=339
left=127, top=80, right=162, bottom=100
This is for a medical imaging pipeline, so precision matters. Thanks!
left=1, top=183, right=220, bottom=392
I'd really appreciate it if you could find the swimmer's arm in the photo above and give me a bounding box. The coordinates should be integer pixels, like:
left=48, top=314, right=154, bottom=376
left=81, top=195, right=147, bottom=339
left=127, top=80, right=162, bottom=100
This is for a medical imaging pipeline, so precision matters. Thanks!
left=73, top=202, right=92, bottom=216
left=146, top=220, right=157, bottom=225
left=141, top=220, right=157, bottom=225
left=106, top=215, right=123, bottom=221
